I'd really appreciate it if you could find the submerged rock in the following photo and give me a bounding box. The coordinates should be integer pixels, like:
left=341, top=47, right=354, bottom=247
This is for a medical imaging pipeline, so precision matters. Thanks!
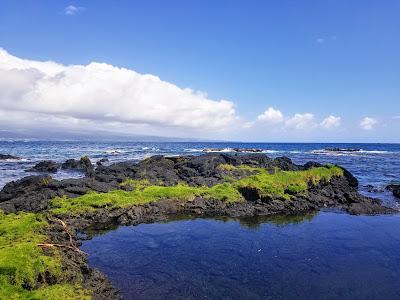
left=25, top=160, right=60, bottom=173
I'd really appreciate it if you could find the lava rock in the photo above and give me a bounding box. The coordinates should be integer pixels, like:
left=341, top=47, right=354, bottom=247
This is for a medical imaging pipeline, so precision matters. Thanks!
left=386, top=184, right=400, bottom=199
left=26, top=160, right=60, bottom=173
left=0, top=153, right=20, bottom=160
left=62, top=156, right=94, bottom=176
left=96, top=158, right=109, bottom=166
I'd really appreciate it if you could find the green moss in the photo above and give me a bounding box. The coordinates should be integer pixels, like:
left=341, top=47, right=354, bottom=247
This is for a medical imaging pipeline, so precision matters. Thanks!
left=51, top=165, right=344, bottom=215
left=204, top=183, right=244, bottom=202
left=234, top=165, right=344, bottom=200
left=0, top=210, right=91, bottom=299
left=0, top=281, right=90, bottom=300
left=120, top=178, right=151, bottom=190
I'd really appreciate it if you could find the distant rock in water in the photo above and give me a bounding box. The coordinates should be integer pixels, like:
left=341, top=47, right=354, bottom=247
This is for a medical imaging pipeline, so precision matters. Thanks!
left=96, top=158, right=109, bottom=166
left=386, top=184, right=400, bottom=199
left=324, top=148, right=360, bottom=152
left=0, top=154, right=20, bottom=160
left=62, top=156, right=94, bottom=175
left=364, top=184, right=384, bottom=193
left=203, top=148, right=264, bottom=153
left=26, top=160, right=60, bottom=173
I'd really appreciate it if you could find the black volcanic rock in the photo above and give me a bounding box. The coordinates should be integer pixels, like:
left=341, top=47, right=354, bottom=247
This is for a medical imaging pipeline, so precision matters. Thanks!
left=0, top=153, right=20, bottom=160
left=62, top=156, right=94, bottom=176
left=386, top=184, right=400, bottom=199
left=0, top=153, right=393, bottom=215
left=324, top=148, right=360, bottom=152
left=26, top=160, right=60, bottom=173
left=96, top=158, right=109, bottom=166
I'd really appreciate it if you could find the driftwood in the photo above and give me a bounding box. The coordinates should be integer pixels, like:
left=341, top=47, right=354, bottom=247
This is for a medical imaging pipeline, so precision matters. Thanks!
left=38, top=217, right=86, bottom=255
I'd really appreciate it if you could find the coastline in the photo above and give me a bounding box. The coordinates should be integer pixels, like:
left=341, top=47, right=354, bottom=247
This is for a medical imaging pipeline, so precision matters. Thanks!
left=0, top=153, right=396, bottom=299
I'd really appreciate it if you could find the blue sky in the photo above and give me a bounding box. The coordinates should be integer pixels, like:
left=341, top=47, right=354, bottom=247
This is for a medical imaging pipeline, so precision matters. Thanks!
left=0, top=0, right=399, bottom=142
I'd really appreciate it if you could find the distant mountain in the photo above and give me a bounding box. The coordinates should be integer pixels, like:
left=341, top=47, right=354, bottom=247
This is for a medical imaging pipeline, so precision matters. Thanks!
left=0, top=129, right=217, bottom=142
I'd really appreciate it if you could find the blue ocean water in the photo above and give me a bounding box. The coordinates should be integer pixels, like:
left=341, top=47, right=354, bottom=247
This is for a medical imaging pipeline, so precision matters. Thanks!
left=1, top=141, right=399, bottom=206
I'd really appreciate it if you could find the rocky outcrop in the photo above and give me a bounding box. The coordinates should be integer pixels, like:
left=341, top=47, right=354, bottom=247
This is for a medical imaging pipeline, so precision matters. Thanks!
left=26, top=160, right=61, bottom=173
left=386, top=184, right=400, bottom=199
left=0, top=153, right=393, bottom=215
left=0, top=153, right=20, bottom=160
left=62, top=156, right=94, bottom=176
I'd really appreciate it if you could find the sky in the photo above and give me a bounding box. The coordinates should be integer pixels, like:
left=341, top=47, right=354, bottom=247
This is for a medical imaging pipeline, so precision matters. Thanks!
left=0, top=0, right=399, bottom=142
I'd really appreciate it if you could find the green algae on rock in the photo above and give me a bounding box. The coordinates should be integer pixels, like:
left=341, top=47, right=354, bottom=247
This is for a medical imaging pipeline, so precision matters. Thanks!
left=0, top=210, right=91, bottom=299
left=50, top=165, right=344, bottom=215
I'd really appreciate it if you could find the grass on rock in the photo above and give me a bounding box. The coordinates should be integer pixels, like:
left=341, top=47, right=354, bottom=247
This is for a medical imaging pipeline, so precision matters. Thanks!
left=0, top=210, right=90, bottom=299
left=51, top=165, right=344, bottom=215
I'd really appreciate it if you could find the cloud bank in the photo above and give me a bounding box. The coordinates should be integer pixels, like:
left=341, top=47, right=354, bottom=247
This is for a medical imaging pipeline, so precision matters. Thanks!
left=0, top=49, right=238, bottom=136
left=255, top=107, right=340, bottom=131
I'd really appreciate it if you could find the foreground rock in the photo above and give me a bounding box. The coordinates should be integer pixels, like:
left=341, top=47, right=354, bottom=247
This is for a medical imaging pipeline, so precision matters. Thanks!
left=0, top=153, right=393, bottom=216
left=0, top=153, right=20, bottom=160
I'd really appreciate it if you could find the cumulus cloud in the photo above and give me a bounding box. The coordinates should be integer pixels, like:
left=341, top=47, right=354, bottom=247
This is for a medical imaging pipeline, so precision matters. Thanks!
left=285, top=113, right=316, bottom=130
left=321, top=115, right=341, bottom=129
left=64, top=5, right=84, bottom=15
left=257, top=107, right=284, bottom=123
left=0, top=49, right=238, bottom=135
left=254, top=107, right=339, bottom=131
left=359, top=117, right=377, bottom=130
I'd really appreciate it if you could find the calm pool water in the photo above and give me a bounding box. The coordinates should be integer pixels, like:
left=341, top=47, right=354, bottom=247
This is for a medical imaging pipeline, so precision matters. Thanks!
left=81, top=212, right=400, bottom=299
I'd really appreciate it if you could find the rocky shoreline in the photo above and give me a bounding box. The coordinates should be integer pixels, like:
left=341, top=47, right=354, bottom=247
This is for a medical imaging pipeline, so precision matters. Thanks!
left=0, top=153, right=396, bottom=299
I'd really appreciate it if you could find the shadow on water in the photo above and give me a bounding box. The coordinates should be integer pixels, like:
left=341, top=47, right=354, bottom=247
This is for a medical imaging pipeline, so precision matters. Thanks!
left=80, top=211, right=400, bottom=300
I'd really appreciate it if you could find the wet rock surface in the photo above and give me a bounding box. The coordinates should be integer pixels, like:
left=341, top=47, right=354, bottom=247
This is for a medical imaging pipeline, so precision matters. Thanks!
left=386, top=184, right=400, bottom=199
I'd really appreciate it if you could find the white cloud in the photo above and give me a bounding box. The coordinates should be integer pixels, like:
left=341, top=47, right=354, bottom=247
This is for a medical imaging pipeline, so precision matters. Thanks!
left=64, top=5, right=84, bottom=15
left=0, top=49, right=238, bottom=135
left=359, top=117, right=377, bottom=130
left=285, top=113, right=316, bottom=130
left=257, top=107, right=284, bottom=123
left=321, top=115, right=341, bottom=129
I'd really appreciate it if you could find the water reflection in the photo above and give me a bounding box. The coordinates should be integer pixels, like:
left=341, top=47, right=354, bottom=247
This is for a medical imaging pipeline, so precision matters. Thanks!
left=81, top=212, right=400, bottom=299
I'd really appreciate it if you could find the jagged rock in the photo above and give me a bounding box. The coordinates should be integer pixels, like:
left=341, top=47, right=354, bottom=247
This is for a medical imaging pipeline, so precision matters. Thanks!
left=26, top=160, right=60, bottom=173
left=386, top=184, right=400, bottom=199
left=0, top=153, right=393, bottom=216
left=62, top=156, right=94, bottom=176
left=96, top=158, right=109, bottom=166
